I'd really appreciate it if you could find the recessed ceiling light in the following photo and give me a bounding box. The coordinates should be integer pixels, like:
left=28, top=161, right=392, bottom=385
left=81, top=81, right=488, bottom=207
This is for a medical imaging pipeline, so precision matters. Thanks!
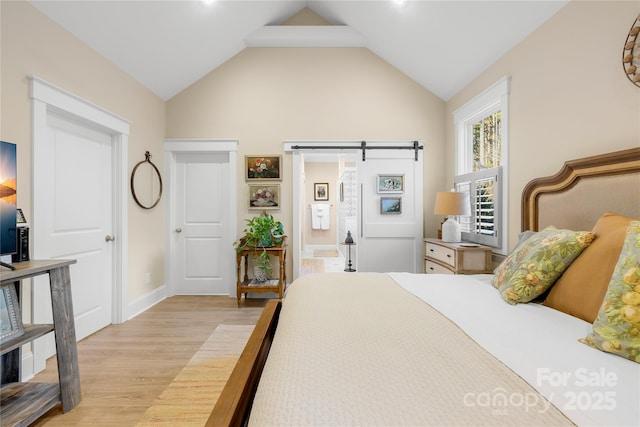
left=201, top=0, right=216, bottom=6
left=392, top=0, right=408, bottom=7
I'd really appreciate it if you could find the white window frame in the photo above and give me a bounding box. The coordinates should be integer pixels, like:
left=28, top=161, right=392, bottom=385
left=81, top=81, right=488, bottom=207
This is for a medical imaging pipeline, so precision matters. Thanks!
left=452, top=76, right=510, bottom=254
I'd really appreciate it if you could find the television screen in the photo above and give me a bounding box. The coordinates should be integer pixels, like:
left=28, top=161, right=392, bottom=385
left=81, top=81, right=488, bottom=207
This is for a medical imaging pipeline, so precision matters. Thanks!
left=0, top=141, right=17, bottom=256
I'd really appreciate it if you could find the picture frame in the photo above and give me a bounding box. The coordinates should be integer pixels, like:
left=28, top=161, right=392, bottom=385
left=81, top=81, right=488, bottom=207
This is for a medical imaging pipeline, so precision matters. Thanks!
left=377, top=174, right=404, bottom=193
left=1, top=285, right=24, bottom=341
left=248, top=184, right=280, bottom=210
left=16, top=208, right=27, bottom=224
left=314, top=183, right=329, bottom=201
left=380, top=197, right=402, bottom=214
left=245, top=155, right=282, bottom=181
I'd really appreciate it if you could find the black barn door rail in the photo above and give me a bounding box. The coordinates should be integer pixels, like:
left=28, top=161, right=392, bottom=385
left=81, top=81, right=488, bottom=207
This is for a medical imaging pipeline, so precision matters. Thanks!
left=290, top=140, right=423, bottom=161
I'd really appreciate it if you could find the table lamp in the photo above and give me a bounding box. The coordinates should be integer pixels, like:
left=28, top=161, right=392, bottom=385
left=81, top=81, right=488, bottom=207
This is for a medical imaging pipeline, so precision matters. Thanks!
left=434, top=191, right=470, bottom=243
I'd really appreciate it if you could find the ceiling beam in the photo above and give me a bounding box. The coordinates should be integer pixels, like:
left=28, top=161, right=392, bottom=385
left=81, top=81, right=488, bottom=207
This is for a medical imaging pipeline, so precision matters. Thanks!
left=244, top=25, right=366, bottom=48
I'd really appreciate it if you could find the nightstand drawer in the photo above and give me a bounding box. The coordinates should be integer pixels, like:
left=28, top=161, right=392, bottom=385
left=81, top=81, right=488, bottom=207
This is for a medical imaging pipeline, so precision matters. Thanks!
left=425, top=242, right=455, bottom=268
left=425, top=260, right=454, bottom=274
left=424, top=238, right=492, bottom=275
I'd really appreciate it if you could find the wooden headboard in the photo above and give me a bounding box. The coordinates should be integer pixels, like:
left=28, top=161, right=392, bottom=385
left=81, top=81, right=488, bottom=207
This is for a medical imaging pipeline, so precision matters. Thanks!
left=522, top=147, right=640, bottom=232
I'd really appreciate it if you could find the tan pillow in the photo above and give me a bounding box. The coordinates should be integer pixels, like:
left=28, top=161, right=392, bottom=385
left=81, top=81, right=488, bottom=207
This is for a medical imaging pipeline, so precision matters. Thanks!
left=544, top=212, right=635, bottom=323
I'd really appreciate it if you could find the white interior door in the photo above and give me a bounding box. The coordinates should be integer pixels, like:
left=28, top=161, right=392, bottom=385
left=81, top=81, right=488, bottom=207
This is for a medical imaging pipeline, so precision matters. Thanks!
left=33, top=112, right=114, bottom=348
left=30, top=77, right=128, bottom=379
left=357, top=146, right=424, bottom=273
left=172, top=152, right=231, bottom=295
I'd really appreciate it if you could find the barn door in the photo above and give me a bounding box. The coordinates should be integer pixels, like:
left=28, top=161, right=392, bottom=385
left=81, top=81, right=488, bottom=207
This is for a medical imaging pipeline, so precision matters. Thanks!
left=356, top=145, right=423, bottom=273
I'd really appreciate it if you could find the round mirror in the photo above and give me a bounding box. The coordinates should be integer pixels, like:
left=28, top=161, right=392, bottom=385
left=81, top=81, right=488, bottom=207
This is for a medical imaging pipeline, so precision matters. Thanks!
left=131, top=151, right=162, bottom=209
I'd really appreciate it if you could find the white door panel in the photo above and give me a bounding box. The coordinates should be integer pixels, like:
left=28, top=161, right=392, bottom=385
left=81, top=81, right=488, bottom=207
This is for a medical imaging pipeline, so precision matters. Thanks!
left=173, top=153, right=229, bottom=295
left=30, top=78, right=128, bottom=379
left=357, top=146, right=423, bottom=273
left=363, top=238, right=418, bottom=273
left=34, top=112, right=113, bottom=347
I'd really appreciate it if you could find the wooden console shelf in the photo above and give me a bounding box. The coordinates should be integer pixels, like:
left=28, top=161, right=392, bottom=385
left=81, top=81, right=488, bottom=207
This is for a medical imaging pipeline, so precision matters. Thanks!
left=0, top=324, right=55, bottom=355
left=1, top=259, right=81, bottom=427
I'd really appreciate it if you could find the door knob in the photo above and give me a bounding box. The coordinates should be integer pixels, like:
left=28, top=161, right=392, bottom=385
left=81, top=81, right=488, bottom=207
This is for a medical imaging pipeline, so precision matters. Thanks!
left=175, top=228, right=182, bottom=233
left=105, top=235, right=115, bottom=242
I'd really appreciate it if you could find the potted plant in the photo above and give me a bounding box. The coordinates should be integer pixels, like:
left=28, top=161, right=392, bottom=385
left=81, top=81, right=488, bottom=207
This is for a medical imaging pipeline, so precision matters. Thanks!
left=234, top=211, right=285, bottom=282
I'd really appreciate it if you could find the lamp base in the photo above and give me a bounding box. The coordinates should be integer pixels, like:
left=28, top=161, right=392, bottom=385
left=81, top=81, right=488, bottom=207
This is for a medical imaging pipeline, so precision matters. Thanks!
left=441, top=217, right=461, bottom=243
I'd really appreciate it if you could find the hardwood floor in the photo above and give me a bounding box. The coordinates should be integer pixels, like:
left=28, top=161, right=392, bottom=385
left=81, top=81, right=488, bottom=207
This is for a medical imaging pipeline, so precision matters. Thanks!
left=300, top=248, right=345, bottom=276
left=30, top=296, right=266, bottom=426
left=300, top=258, right=324, bottom=275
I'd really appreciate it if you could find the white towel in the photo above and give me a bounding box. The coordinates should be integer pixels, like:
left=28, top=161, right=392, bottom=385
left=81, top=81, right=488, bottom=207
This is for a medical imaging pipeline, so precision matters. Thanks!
left=311, top=203, right=330, bottom=230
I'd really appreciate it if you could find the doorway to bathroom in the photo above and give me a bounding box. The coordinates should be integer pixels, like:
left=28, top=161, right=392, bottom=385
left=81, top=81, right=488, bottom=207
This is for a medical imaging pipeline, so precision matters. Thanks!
left=287, top=141, right=424, bottom=280
left=299, top=152, right=355, bottom=276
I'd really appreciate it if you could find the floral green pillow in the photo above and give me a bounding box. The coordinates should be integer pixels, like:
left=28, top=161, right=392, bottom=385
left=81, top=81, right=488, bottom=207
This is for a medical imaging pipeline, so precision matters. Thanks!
left=581, top=221, right=640, bottom=363
left=492, top=226, right=595, bottom=304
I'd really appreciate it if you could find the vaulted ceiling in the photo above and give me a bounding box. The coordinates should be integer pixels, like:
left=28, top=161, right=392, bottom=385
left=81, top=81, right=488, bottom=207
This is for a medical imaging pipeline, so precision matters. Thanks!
left=29, top=0, right=569, bottom=101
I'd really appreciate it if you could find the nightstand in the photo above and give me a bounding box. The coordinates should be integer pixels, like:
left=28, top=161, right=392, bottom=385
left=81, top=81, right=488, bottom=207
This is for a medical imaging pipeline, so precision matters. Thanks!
left=424, top=238, right=493, bottom=274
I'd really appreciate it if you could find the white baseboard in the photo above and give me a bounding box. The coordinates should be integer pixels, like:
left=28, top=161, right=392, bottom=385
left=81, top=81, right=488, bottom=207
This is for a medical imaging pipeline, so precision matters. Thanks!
left=21, top=350, right=35, bottom=381
left=127, top=284, right=168, bottom=321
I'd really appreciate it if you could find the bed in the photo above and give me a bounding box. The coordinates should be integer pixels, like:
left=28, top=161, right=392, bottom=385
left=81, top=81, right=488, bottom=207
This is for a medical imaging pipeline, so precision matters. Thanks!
left=208, top=147, right=640, bottom=426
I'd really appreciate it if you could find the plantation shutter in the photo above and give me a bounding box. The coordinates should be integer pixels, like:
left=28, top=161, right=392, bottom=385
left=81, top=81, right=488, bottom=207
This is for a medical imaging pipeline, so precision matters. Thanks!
left=454, top=166, right=502, bottom=248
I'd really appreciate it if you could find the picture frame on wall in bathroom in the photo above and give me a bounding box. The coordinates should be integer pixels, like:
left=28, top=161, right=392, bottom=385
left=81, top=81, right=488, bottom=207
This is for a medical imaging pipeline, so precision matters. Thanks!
left=380, top=197, right=402, bottom=214
left=248, top=184, right=280, bottom=210
left=314, top=183, right=329, bottom=201
left=245, top=156, right=282, bottom=181
left=377, top=174, right=404, bottom=193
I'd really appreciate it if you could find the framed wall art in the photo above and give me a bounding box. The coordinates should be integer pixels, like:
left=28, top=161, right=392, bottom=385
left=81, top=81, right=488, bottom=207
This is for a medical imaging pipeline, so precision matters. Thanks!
left=249, top=184, right=280, bottom=210
left=377, top=174, right=404, bottom=193
left=0, top=284, right=24, bottom=341
left=245, top=155, right=282, bottom=181
left=380, top=197, right=402, bottom=214
left=314, top=183, right=329, bottom=201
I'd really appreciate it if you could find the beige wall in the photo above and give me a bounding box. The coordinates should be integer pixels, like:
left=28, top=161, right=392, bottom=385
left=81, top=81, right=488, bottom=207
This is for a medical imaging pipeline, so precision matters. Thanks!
left=305, top=162, right=338, bottom=247
left=445, top=0, right=640, bottom=251
left=1, top=1, right=166, bottom=303
left=5, top=0, right=631, bottom=307
left=166, top=47, right=446, bottom=258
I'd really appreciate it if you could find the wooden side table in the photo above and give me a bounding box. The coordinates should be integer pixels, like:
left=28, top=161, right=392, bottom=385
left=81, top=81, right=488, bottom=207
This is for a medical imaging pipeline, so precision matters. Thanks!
left=424, top=238, right=492, bottom=274
left=236, top=239, right=287, bottom=304
left=1, top=259, right=81, bottom=426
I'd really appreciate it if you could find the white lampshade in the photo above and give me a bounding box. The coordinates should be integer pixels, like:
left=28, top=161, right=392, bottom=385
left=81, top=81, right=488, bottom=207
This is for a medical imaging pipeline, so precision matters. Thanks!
left=434, top=191, right=470, bottom=243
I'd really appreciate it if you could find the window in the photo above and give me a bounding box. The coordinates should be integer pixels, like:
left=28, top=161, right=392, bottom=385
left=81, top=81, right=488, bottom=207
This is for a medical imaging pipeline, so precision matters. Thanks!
left=472, top=111, right=501, bottom=171
left=455, top=167, right=502, bottom=248
left=453, top=76, right=509, bottom=253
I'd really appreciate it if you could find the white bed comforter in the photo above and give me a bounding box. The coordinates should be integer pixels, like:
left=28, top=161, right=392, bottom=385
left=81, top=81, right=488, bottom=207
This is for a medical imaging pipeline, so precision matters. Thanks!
left=391, top=272, right=640, bottom=427
left=248, top=272, right=640, bottom=426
